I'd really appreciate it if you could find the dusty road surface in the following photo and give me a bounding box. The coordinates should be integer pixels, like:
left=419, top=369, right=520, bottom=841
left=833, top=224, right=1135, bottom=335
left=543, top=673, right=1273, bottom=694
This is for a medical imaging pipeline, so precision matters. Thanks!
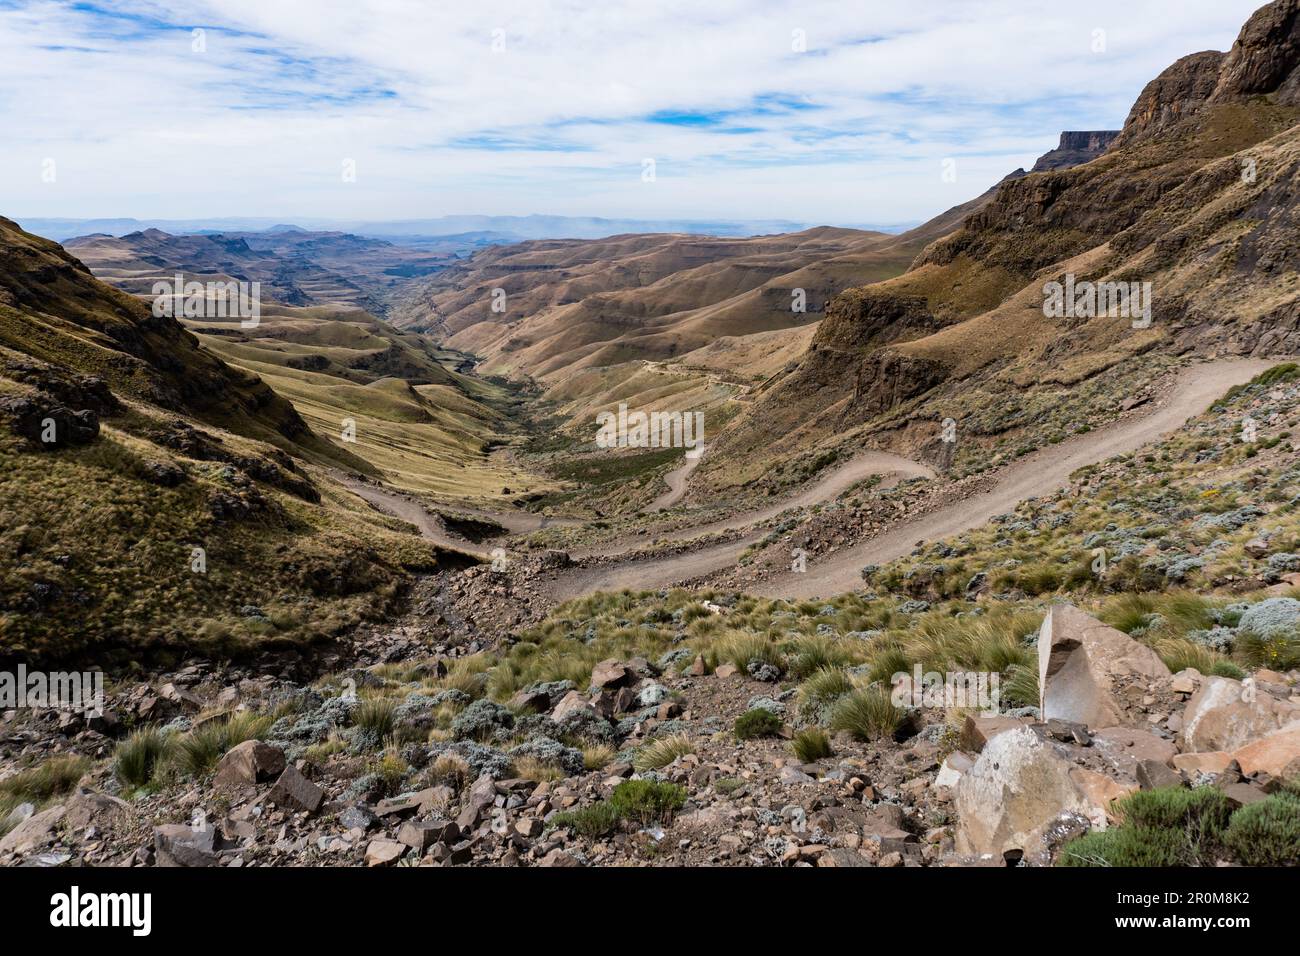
left=754, top=358, right=1275, bottom=599
left=579, top=449, right=934, bottom=560
left=646, top=446, right=706, bottom=512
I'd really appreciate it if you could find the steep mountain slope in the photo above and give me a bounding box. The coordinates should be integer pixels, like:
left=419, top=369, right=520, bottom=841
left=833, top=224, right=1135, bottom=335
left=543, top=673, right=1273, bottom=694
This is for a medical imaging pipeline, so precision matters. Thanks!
left=0, top=218, right=456, bottom=664
left=702, top=0, right=1300, bottom=496
left=0, top=218, right=317, bottom=451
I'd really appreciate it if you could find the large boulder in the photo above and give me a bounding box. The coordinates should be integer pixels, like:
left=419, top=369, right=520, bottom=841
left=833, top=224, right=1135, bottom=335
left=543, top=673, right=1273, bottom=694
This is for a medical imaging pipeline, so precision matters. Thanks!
left=1181, top=675, right=1300, bottom=752
left=1038, top=604, right=1170, bottom=728
left=954, top=726, right=1098, bottom=861
left=1231, top=724, right=1300, bottom=777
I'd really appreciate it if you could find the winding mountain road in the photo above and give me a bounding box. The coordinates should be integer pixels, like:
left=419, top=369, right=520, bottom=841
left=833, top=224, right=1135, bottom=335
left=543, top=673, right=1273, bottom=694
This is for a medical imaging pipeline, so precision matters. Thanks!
left=755, top=358, right=1275, bottom=599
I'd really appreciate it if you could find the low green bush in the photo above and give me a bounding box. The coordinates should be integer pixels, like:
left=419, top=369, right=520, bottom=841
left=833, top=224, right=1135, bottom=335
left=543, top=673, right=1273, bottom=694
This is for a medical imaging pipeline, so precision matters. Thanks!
left=734, top=708, right=782, bottom=740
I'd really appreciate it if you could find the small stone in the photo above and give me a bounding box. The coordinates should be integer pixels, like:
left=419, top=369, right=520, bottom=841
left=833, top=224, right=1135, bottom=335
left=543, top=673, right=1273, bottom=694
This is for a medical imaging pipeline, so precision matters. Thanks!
left=1136, top=759, right=1183, bottom=791
left=365, top=839, right=407, bottom=866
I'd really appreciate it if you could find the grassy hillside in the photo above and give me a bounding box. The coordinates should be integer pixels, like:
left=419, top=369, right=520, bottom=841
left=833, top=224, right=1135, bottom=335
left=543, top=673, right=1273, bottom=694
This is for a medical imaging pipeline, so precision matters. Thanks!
left=0, top=218, right=459, bottom=664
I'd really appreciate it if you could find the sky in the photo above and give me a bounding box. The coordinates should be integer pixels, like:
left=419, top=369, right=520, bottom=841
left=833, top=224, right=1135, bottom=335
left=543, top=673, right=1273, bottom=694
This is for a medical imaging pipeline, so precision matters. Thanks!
left=0, top=0, right=1269, bottom=226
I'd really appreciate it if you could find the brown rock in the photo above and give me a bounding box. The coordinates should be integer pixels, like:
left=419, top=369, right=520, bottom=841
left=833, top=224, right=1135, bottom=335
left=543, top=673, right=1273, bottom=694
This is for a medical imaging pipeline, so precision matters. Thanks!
left=508, top=688, right=552, bottom=713
left=267, top=765, right=324, bottom=814
left=590, top=659, right=630, bottom=689
left=154, top=823, right=218, bottom=867
left=514, top=818, right=542, bottom=838
left=1171, top=751, right=1235, bottom=776
left=397, top=818, right=459, bottom=851
left=1068, top=768, right=1135, bottom=826
left=1092, top=727, right=1177, bottom=780
left=62, top=790, right=129, bottom=831
left=960, top=714, right=1023, bottom=752
left=538, top=848, right=581, bottom=867
left=550, top=690, right=593, bottom=722
left=656, top=700, right=682, bottom=720
left=1219, top=783, right=1270, bottom=809
left=1038, top=604, right=1170, bottom=728
left=1182, top=676, right=1300, bottom=752
left=214, top=740, right=285, bottom=789
left=0, top=805, right=65, bottom=855
left=816, top=848, right=871, bottom=867
left=1136, top=759, right=1184, bottom=791
left=1170, top=669, right=1202, bottom=695
left=1245, top=538, right=1271, bottom=558
left=714, top=663, right=739, bottom=679
left=456, top=774, right=498, bottom=830
left=1232, top=725, right=1300, bottom=778
left=365, top=838, right=407, bottom=866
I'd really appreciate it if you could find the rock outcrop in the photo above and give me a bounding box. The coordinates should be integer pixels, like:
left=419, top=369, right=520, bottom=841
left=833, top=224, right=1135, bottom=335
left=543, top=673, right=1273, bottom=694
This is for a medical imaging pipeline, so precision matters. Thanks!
left=954, top=726, right=1097, bottom=862
left=1032, top=131, right=1120, bottom=172
left=1181, top=675, right=1300, bottom=752
left=1038, top=604, right=1171, bottom=728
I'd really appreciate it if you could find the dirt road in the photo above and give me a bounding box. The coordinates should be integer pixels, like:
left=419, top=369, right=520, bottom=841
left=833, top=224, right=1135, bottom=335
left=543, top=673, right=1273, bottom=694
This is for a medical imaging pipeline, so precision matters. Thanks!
left=754, top=358, right=1275, bottom=599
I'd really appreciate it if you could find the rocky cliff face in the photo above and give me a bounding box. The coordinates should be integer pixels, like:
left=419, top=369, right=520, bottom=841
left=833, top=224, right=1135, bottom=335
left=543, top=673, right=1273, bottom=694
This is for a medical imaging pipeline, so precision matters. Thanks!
left=1032, top=131, right=1120, bottom=171
left=1214, top=0, right=1300, bottom=102
left=1115, top=0, right=1300, bottom=147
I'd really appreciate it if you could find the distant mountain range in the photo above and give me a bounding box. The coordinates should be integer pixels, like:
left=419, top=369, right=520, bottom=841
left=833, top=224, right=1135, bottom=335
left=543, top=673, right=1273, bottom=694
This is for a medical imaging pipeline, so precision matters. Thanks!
left=16, top=215, right=919, bottom=246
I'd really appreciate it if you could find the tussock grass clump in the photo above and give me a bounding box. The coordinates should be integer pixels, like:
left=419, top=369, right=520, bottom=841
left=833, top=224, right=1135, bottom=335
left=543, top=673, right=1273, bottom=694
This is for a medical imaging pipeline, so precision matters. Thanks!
left=797, top=666, right=855, bottom=725
left=113, top=726, right=173, bottom=788
left=582, top=743, right=616, bottom=771
left=352, top=698, right=398, bottom=739
left=301, top=732, right=347, bottom=766
left=790, top=727, right=833, bottom=762
left=862, top=644, right=912, bottom=686
left=428, top=752, right=471, bottom=787
left=1001, top=663, right=1040, bottom=709
left=608, top=779, right=686, bottom=825
left=734, top=708, right=782, bottom=740
left=1, top=754, right=90, bottom=804
left=369, top=749, right=409, bottom=797
left=632, top=733, right=695, bottom=772
left=710, top=630, right=784, bottom=675
left=173, top=711, right=273, bottom=777
left=786, top=636, right=855, bottom=680
left=1154, top=638, right=1242, bottom=678
left=513, top=755, right=565, bottom=783
left=830, top=687, right=903, bottom=742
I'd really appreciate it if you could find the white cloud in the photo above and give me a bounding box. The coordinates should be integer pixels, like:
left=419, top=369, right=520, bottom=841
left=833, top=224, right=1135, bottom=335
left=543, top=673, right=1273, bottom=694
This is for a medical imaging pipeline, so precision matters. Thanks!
left=0, top=0, right=1267, bottom=223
